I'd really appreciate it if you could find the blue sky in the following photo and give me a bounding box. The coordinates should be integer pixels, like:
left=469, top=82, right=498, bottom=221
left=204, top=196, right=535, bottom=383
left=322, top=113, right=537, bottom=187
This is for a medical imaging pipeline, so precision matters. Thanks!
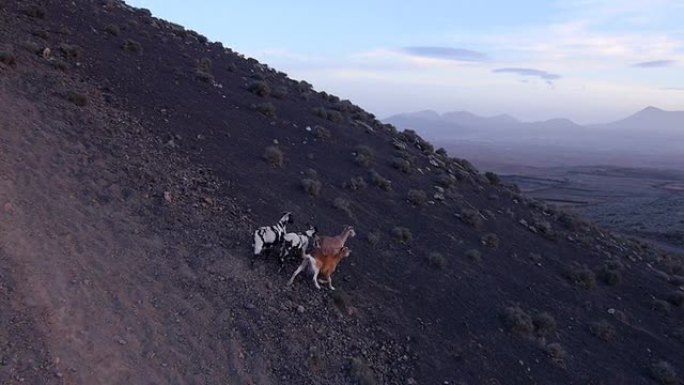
left=126, top=0, right=684, bottom=123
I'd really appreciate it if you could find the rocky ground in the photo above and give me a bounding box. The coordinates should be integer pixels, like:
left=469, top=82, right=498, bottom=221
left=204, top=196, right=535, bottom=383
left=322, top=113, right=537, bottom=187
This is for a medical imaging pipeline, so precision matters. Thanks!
left=1, top=1, right=683, bottom=384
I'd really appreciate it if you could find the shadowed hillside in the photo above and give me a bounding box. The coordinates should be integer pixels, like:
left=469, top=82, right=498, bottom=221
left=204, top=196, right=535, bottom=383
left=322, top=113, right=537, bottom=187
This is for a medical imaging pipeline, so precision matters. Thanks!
left=1, top=1, right=683, bottom=384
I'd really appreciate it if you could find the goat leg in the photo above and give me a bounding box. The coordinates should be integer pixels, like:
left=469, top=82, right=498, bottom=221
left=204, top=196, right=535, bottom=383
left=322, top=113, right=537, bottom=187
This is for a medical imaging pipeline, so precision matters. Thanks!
left=287, top=259, right=308, bottom=286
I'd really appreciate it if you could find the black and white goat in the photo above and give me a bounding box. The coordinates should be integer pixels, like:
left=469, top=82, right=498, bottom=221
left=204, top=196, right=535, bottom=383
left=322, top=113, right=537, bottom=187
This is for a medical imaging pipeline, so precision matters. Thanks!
left=252, top=212, right=293, bottom=264
left=279, top=224, right=318, bottom=265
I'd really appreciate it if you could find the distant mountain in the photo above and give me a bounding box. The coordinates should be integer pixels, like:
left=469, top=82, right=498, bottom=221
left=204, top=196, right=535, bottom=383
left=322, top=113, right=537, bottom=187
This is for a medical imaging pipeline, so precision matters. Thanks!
left=590, top=106, right=684, bottom=137
left=384, top=107, right=684, bottom=169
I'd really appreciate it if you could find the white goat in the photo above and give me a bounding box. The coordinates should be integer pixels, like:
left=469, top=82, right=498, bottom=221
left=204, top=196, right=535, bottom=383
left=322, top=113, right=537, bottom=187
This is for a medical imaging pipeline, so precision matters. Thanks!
left=252, top=212, right=293, bottom=264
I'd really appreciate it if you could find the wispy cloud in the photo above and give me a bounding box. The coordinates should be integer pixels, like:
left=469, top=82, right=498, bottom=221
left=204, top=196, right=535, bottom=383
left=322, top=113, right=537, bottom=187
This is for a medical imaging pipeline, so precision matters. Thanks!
left=662, top=87, right=684, bottom=91
left=401, top=46, right=489, bottom=62
left=493, top=68, right=562, bottom=81
left=633, top=59, right=677, bottom=68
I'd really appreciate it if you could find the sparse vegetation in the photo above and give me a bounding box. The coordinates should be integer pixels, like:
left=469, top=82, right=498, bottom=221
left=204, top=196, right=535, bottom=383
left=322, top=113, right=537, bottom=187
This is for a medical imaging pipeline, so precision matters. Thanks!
left=544, top=343, right=566, bottom=366
left=59, top=44, right=82, bottom=61
left=481, top=233, right=500, bottom=249
left=502, top=306, right=534, bottom=334
left=272, top=85, right=288, bottom=99
left=589, top=320, right=616, bottom=341
left=427, top=252, right=447, bottom=269
left=312, top=107, right=344, bottom=123
left=354, top=145, right=374, bottom=168
left=345, top=176, right=367, bottom=191
left=435, top=174, right=455, bottom=188
left=399, top=129, right=419, bottom=143
left=122, top=39, right=143, bottom=55
left=460, top=208, right=483, bottom=228
left=254, top=102, right=276, bottom=117
left=565, top=264, right=596, bottom=289
left=366, top=231, right=381, bottom=247
left=391, top=227, right=413, bottom=243
left=598, top=264, right=623, bottom=286
left=104, top=24, right=120, bottom=36
left=650, top=361, right=679, bottom=385
left=333, top=197, right=353, bottom=218
left=301, top=178, right=322, bottom=197
left=533, top=312, right=557, bottom=337
left=0, top=51, right=16, bottom=67
left=313, top=125, right=331, bottom=140
left=248, top=80, right=271, bottom=97
left=195, top=57, right=214, bottom=83
left=485, top=171, right=501, bottom=185
left=465, top=249, right=481, bottom=262
left=534, top=220, right=557, bottom=241
left=391, top=157, right=411, bottom=173
left=53, top=59, right=68, bottom=71
left=23, top=4, right=46, bottom=19
left=66, top=91, right=87, bottom=107
left=370, top=171, right=391, bottom=191
left=263, top=146, right=283, bottom=168
left=407, top=189, right=427, bottom=206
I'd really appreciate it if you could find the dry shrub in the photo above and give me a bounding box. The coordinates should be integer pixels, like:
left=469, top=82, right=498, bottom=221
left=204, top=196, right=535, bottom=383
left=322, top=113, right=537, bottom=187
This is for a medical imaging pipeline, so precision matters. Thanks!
left=263, top=146, right=283, bottom=168
left=301, top=178, right=322, bottom=196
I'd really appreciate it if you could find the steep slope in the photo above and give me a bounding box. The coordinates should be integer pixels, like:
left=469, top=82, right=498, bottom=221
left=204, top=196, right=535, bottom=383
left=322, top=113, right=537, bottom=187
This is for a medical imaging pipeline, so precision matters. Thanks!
left=1, top=1, right=683, bottom=384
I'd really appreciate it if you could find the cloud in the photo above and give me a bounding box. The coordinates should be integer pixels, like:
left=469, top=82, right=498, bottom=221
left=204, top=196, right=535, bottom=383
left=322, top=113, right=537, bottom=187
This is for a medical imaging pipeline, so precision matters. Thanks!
left=401, top=46, right=489, bottom=62
left=633, top=59, right=677, bottom=68
left=492, top=68, right=562, bottom=81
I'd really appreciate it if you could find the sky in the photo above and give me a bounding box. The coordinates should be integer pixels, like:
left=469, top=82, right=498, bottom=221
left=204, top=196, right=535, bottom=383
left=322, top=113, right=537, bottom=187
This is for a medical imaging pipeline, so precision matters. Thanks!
left=125, top=0, right=684, bottom=123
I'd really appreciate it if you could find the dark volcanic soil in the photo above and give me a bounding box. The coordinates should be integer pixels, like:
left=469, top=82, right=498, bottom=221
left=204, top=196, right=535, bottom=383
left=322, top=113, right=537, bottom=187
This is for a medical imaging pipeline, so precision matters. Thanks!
left=1, top=1, right=683, bottom=384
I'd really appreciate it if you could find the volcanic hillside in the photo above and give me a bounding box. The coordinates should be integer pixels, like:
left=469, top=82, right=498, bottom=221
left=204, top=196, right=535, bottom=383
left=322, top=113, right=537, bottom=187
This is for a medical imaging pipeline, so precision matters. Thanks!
left=1, top=1, right=683, bottom=384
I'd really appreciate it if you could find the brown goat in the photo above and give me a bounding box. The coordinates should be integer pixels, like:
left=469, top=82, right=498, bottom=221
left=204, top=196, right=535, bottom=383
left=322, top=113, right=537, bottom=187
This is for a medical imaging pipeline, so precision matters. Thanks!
left=287, top=246, right=352, bottom=290
left=316, top=225, right=355, bottom=254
